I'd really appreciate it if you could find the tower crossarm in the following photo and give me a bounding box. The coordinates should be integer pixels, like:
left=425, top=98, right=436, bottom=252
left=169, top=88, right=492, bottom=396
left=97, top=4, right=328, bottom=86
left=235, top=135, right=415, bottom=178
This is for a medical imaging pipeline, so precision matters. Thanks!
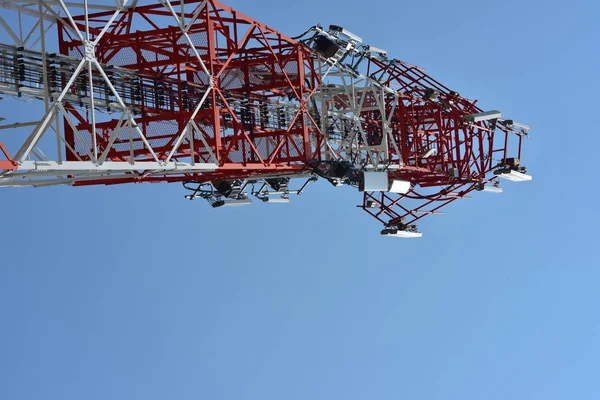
left=0, top=0, right=531, bottom=236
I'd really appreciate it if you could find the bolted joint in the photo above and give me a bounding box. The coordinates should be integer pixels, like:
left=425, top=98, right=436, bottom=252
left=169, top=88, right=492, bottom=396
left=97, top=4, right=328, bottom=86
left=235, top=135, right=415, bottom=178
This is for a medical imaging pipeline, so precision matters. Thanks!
left=84, top=40, right=95, bottom=61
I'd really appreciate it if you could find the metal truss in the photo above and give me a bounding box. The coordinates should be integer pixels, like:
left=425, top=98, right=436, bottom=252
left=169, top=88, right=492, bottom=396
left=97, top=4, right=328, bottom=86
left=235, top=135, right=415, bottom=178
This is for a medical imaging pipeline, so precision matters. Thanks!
left=295, top=24, right=531, bottom=232
left=0, top=0, right=219, bottom=187
left=0, top=0, right=531, bottom=236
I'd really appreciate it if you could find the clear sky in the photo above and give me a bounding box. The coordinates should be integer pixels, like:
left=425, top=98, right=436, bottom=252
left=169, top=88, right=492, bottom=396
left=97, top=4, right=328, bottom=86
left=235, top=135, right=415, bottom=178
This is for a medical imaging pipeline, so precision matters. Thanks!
left=1, top=0, right=599, bottom=399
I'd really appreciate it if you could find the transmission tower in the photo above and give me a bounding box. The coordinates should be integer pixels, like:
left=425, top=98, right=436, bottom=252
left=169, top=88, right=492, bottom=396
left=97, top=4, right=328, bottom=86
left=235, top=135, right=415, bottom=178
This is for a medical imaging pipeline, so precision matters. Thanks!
left=0, top=0, right=532, bottom=237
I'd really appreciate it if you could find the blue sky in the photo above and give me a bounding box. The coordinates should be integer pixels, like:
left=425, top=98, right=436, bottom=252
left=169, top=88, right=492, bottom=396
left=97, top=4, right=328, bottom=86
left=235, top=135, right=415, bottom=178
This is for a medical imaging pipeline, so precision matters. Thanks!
left=1, top=0, right=599, bottom=399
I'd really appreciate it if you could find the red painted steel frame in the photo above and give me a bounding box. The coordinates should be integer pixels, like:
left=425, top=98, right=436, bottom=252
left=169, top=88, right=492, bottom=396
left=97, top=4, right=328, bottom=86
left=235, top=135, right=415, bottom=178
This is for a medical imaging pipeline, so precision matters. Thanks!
left=57, top=0, right=325, bottom=185
left=344, top=56, right=516, bottom=227
left=46, top=0, right=525, bottom=229
left=0, top=142, right=17, bottom=171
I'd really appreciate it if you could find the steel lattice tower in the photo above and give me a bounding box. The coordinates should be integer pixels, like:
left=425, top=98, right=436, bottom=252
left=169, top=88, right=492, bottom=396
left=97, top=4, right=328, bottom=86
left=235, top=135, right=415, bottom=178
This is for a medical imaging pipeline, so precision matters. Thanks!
left=0, top=0, right=532, bottom=237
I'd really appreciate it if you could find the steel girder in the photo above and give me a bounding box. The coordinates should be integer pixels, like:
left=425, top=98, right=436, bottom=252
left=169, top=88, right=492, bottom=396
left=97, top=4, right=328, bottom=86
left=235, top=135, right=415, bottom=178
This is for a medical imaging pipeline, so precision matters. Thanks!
left=0, top=0, right=530, bottom=235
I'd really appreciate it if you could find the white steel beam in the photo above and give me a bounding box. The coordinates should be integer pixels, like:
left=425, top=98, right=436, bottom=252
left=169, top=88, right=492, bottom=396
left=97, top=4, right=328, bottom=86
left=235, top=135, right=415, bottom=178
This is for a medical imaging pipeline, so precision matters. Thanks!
left=15, top=161, right=218, bottom=173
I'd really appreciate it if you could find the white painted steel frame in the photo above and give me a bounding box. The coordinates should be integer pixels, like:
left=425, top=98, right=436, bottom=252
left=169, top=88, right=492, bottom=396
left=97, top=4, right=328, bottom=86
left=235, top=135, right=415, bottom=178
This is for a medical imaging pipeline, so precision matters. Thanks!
left=0, top=0, right=220, bottom=187
left=0, top=1, right=404, bottom=189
